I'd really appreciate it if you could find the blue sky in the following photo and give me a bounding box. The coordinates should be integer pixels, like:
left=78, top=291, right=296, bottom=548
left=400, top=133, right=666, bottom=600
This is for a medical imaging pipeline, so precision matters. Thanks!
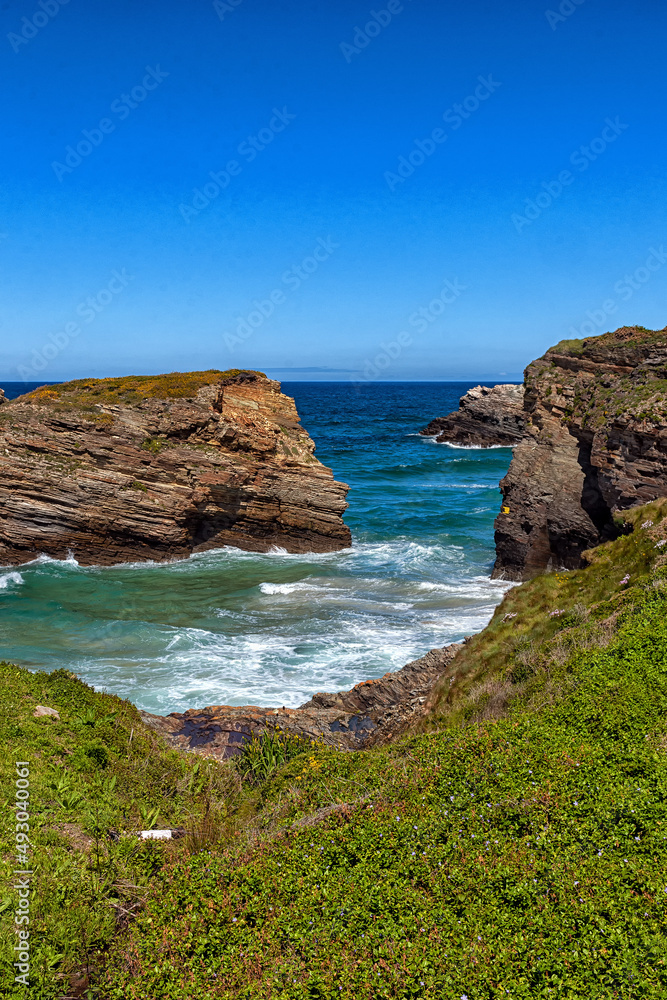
left=1, top=0, right=666, bottom=383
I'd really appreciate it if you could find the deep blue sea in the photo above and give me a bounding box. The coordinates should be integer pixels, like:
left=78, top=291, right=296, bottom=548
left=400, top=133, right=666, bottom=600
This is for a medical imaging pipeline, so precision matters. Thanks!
left=0, top=381, right=515, bottom=714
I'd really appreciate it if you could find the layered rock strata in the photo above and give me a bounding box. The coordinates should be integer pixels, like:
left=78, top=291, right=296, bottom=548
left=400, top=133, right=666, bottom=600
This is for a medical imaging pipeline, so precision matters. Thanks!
left=0, top=370, right=351, bottom=565
left=420, top=383, right=525, bottom=446
left=493, top=326, right=667, bottom=580
left=140, top=644, right=461, bottom=757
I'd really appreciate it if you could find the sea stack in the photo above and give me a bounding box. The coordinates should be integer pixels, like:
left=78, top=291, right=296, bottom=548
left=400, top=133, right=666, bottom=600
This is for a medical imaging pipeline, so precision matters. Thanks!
left=0, top=370, right=351, bottom=565
left=420, top=383, right=526, bottom=447
left=493, top=326, right=667, bottom=580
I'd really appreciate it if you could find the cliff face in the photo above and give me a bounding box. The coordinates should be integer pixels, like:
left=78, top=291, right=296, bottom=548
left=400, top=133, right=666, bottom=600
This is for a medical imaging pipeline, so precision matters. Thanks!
left=420, top=384, right=525, bottom=446
left=493, top=326, right=667, bottom=580
left=0, top=370, right=351, bottom=566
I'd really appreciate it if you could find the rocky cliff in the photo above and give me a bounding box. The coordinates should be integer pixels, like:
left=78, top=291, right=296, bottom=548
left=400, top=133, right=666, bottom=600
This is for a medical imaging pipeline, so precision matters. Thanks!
left=420, top=383, right=525, bottom=446
left=493, top=325, right=667, bottom=580
left=0, top=370, right=351, bottom=566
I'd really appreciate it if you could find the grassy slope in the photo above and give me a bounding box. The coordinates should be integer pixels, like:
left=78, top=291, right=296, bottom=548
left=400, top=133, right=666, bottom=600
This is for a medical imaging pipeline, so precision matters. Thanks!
left=3, top=503, right=667, bottom=998
left=0, top=669, right=238, bottom=997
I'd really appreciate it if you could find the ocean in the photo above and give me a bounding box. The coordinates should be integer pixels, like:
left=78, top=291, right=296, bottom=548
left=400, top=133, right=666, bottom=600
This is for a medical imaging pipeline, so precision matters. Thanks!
left=0, top=381, right=515, bottom=714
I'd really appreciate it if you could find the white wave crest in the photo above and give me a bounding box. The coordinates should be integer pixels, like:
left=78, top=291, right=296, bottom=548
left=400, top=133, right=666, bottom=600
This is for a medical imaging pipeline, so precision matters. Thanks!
left=0, top=572, right=24, bottom=590
left=259, top=581, right=316, bottom=595
left=434, top=440, right=514, bottom=450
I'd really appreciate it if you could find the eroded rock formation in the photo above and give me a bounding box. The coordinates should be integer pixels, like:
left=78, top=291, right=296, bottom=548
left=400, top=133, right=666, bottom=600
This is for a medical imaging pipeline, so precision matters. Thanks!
left=420, top=383, right=525, bottom=446
left=140, top=643, right=461, bottom=756
left=0, top=370, right=351, bottom=565
left=493, top=326, right=667, bottom=580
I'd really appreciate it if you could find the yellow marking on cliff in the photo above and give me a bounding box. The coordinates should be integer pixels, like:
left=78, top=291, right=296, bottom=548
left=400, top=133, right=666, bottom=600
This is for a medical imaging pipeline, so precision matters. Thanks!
left=502, top=505, right=510, bottom=514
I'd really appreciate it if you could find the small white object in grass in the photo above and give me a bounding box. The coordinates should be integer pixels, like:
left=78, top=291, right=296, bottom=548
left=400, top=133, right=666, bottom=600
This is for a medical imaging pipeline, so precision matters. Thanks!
left=140, top=829, right=172, bottom=840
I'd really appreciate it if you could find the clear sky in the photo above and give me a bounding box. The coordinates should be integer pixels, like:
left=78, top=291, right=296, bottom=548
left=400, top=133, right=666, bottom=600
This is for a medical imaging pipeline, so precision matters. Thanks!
left=1, top=0, right=666, bottom=383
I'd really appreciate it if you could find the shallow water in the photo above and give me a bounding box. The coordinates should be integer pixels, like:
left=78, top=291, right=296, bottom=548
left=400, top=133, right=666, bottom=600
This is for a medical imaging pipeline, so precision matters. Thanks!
left=0, top=381, right=515, bottom=714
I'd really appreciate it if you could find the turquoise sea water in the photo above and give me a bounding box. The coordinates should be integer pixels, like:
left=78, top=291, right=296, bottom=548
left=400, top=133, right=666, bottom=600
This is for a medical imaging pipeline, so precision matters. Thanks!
left=0, top=381, right=514, bottom=714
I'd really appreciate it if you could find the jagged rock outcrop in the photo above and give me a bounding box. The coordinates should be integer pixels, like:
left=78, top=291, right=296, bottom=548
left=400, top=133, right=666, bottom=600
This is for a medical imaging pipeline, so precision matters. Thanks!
left=140, top=643, right=461, bottom=756
left=0, top=370, right=351, bottom=566
left=420, top=383, right=525, bottom=446
left=493, top=326, right=667, bottom=580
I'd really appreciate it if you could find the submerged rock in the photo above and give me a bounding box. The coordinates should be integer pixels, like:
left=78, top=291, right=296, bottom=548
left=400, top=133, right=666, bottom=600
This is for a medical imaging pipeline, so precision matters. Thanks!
left=493, top=325, right=667, bottom=581
left=420, top=383, right=525, bottom=447
left=0, top=370, right=351, bottom=565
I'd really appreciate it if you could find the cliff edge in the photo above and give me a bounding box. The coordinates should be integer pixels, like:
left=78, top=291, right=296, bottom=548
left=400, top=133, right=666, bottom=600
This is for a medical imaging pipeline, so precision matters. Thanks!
left=0, top=370, right=351, bottom=565
left=493, top=325, right=667, bottom=580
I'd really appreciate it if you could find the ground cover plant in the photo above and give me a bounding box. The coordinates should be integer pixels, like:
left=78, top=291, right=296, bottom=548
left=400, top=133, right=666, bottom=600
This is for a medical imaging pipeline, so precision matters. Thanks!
left=99, top=502, right=667, bottom=998
left=3, top=501, right=667, bottom=997
left=0, top=667, right=238, bottom=997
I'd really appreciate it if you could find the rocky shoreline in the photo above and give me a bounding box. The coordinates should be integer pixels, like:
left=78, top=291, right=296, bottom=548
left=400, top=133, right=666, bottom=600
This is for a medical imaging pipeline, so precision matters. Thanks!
left=0, top=370, right=351, bottom=565
left=420, top=383, right=525, bottom=447
left=9, top=330, right=667, bottom=751
left=140, top=643, right=461, bottom=757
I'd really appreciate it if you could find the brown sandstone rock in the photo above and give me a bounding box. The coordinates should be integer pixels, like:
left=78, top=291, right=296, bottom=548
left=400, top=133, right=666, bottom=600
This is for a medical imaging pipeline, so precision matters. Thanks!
left=420, top=383, right=525, bottom=446
left=0, top=370, right=351, bottom=565
left=493, top=325, right=667, bottom=580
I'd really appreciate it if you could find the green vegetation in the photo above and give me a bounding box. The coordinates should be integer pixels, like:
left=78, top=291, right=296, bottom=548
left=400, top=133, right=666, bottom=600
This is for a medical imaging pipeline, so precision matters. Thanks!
left=140, top=437, right=167, bottom=454
left=4, top=503, right=667, bottom=997
left=233, top=731, right=314, bottom=785
left=17, top=370, right=266, bottom=407
left=0, top=668, right=237, bottom=998
left=549, top=337, right=588, bottom=356
left=548, top=325, right=667, bottom=361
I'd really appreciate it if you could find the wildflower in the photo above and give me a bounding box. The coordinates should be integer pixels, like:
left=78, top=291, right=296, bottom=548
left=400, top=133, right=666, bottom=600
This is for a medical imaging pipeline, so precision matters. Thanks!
left=656, top=540, right=667, bottom=548
left=549, top=609, right=565, bottom=617
left=620, top=574, right=630, bottom=585
left=641, top=520, right=654, bottom=528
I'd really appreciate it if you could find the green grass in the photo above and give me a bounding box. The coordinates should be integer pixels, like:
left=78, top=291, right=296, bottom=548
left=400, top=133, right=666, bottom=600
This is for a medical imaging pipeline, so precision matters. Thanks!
left=427, top=499, right=667, bottom=727
left=0, top=667, right=239, bottom=997
left=4, top=503, right=667, bottom=997
left=15, top=370, right=267, bottom=407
